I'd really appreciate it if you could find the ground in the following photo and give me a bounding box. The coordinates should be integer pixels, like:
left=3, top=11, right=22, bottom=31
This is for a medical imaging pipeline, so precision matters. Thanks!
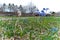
left=0, top=16, right=60, bottom=40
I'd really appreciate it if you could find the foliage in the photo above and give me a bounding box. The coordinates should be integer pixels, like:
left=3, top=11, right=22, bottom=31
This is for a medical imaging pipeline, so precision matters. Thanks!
left=0, top=17, right=59, bottom=40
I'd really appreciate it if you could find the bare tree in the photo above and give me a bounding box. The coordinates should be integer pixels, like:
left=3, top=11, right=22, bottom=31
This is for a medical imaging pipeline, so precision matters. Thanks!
left=18, top=5, right=23, bottom=13
left=11, top=4, right=15, bottom=12
left=8, top=3, right=12, bottom=12
left=3, top=3, right=6, bottom=12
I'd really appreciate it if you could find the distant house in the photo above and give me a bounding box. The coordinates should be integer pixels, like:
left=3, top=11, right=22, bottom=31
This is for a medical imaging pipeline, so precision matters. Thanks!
left=0, top=5, right=19, bottom=16
left=54, top=12, right=60, bottom=16
left=46, top=14, right=52, bottom=16
left=0, top=10, right=17, bottom=16
left=0, top=12, right=18, bottom=17
left=20, top=3, right=39, bottom=17
left=33, top=10, right=40, bottom=16
left=0, top=11, right=18, bottom=16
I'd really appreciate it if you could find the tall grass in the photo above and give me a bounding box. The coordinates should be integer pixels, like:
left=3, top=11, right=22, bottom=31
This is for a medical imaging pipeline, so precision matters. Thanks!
left=0, top=17, right=59, bottom=40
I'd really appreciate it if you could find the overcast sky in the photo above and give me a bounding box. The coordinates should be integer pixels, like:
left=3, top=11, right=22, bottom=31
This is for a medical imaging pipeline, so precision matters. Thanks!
left=0, top=0, right=60, bottom=12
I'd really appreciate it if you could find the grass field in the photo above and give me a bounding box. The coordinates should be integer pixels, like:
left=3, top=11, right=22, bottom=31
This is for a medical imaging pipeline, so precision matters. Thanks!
left=0, top=16, right=60, bottom=40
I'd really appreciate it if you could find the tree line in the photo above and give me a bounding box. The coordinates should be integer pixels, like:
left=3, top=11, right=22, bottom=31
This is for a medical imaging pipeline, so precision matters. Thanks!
left=0, top=3, right=38, bottom=14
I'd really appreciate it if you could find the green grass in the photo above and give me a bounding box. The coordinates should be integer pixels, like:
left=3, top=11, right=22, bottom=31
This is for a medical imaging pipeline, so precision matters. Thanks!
left=0, top=16, right=59, bottom=40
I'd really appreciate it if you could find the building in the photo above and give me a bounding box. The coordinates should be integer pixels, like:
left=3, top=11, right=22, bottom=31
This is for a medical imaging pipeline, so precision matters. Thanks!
left=54, top=12, right=60, bottom=16
left=0, top=5, right=19, bottom=16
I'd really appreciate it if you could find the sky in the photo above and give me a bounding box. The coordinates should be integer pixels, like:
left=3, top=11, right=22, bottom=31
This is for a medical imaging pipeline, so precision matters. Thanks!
left=0, top=0, right=60, bottom=12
